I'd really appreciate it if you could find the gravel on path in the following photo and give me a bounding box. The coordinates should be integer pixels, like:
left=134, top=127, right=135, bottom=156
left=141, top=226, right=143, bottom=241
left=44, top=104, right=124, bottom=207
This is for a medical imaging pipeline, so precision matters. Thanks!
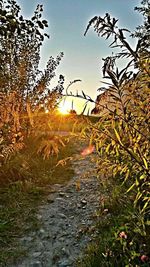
left=11, top=144, right=101, bottom=267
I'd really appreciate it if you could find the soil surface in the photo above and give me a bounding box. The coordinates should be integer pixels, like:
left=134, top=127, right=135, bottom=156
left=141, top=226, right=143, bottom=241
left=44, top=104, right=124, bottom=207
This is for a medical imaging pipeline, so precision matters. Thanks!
left=11, top=143, right=101, bottom=267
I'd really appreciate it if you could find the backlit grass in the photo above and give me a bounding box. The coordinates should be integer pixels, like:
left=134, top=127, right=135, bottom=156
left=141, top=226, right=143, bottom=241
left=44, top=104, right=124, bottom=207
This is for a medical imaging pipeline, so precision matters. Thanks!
left=0, top=137, right=77, bottom=266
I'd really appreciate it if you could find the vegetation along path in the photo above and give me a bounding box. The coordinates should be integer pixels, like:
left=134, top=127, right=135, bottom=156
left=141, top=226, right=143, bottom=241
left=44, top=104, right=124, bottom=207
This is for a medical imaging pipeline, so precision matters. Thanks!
left=11, top=143, right=100, bottom=267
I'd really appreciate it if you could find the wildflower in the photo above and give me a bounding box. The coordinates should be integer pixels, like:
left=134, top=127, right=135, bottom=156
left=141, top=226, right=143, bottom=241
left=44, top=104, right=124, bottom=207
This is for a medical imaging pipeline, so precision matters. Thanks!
left=140, top=255, right=149, bottom=262
left=119, top=231, right=127, bottom=239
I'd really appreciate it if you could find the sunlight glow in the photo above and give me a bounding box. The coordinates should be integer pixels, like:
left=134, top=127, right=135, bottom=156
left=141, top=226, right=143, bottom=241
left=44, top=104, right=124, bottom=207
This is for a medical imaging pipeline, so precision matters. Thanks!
left=58, top=97, right=94, bottom=115
left=58, top=101, right=71, bottom=115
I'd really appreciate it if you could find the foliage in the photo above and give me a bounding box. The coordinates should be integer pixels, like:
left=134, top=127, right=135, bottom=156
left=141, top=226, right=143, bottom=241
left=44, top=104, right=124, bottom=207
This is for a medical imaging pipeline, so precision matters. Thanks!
left=133, top=0, right=150, bottom=48
left=0, top=0, right=65, bottom=166
left=81, top=1, right=150, bottom=265
left=77, top=175, right=150, bottom=267
left=0, top=137, right=76, bottom=265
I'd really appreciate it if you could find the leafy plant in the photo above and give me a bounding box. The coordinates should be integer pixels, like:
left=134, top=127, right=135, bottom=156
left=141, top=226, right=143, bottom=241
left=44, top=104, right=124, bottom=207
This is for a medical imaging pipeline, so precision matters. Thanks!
left=0, top=0, right=65, bottom=166
left=79, top=1, right=150, bottom=265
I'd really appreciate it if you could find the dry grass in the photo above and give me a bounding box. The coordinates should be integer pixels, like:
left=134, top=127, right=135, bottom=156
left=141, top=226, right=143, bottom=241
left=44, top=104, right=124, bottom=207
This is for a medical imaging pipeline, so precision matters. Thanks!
left=0, top=137, right=77, bottom=266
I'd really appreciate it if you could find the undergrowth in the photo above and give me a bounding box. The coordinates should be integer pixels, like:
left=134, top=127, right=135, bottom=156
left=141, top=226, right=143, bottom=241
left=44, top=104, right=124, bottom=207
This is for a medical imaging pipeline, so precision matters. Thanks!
left=0, top=137, right=76, bottom=266
left=77, top=176, right=150, bottom=267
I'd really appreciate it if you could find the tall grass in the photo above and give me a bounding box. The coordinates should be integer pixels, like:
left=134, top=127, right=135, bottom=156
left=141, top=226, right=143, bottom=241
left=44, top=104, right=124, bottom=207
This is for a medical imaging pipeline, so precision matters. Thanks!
left=0, top=136, right=77, bottom=266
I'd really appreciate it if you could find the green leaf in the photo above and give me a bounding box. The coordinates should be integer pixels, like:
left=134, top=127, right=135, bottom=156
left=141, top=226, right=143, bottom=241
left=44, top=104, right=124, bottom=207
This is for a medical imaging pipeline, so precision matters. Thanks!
left=143, top=157, right=148, bottom=169
left=114, top=128, right=123, bottom=145
left=126, top=183, right=135, bottom=193
left=134, top=192, right=142, bottom=205
left=106, top=143, right=111, bottom=153
left=141, top=201, right=149, bottom=213
left=139, top=173, right=146, bottom=180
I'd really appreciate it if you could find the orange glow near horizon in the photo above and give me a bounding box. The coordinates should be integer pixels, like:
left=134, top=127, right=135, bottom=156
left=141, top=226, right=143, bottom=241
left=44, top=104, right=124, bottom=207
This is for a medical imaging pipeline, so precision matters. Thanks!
left=58, top=100, right=71, bottom=115
left=58, top=97, right=94, bottom=115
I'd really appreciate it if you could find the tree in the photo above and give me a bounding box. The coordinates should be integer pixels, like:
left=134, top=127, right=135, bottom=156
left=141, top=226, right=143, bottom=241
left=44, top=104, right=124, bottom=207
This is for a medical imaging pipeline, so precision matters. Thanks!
left=0, top=0, right=64, bottom=162
left=133, top=0, right=150, bottom=49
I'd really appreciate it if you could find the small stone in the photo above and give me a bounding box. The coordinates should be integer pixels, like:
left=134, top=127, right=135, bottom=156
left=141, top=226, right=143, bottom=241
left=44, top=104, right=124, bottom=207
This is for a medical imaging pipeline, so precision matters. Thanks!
left=49, top=221, right=54, bottom=225
left=66, top=188, right=74, bottom=193
left=33, top=252, right=42, bottom=258
left=81, top=199, right=87, bottom=205
left=47, top=198, right=54, bottom=204
left=56, top=197, right=64, bottom=201
left=103, top=208, right=109, bottom=213
left=60, top=231, right=69, bottom=237
left=49, top=214, right=55, bottom=218
left=61, top=247, right=70, bottom=256
left=37, top=214, right=42, bottom=220
left=59, top=192, right=65, bottom=197
left=59, top=213, right=67, bottom=219
left=38, top=228, right=45, bottom=237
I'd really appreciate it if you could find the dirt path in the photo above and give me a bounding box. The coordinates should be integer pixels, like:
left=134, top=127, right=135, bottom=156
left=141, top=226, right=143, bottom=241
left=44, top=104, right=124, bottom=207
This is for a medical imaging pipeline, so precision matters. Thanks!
left=12, top=145, right=101, bottom=267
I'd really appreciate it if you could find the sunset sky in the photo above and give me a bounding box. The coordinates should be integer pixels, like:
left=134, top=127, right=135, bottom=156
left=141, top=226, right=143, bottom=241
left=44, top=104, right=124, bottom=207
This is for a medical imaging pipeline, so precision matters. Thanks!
left=18, top=0, right=142, bottom=114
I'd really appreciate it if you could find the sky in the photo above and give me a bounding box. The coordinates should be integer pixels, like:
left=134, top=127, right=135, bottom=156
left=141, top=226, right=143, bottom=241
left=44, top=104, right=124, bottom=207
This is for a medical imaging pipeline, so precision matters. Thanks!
left=17, top=0, right=142, bottom=113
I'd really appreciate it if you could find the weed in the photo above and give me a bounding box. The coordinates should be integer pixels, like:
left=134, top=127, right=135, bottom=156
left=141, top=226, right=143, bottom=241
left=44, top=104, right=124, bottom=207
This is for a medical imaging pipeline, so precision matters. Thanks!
left=0, top=138, right=77, bottom=266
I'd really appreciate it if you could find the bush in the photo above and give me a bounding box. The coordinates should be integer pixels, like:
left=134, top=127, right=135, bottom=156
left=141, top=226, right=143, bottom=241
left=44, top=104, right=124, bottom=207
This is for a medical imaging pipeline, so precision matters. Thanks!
left=80, top=1, right=150, bottom=265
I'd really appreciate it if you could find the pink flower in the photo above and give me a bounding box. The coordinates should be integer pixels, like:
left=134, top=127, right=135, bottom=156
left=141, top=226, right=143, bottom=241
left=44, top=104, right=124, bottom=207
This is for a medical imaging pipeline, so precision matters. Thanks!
left=140, top=255, right=149, bottom=262
left=119, top=231, right=127, bottom=239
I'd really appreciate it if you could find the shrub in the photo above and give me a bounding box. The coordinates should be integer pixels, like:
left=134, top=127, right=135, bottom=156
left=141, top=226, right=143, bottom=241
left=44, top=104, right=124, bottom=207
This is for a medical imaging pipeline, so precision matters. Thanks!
left=80, top=1, right=150, bottom=265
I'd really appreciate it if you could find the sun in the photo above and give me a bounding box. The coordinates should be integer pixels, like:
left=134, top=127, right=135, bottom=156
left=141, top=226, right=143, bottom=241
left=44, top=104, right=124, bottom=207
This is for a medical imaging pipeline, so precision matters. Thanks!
left=58, top=101, right=71, bottom=115
left=58, top=106, right=69, bottom=115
